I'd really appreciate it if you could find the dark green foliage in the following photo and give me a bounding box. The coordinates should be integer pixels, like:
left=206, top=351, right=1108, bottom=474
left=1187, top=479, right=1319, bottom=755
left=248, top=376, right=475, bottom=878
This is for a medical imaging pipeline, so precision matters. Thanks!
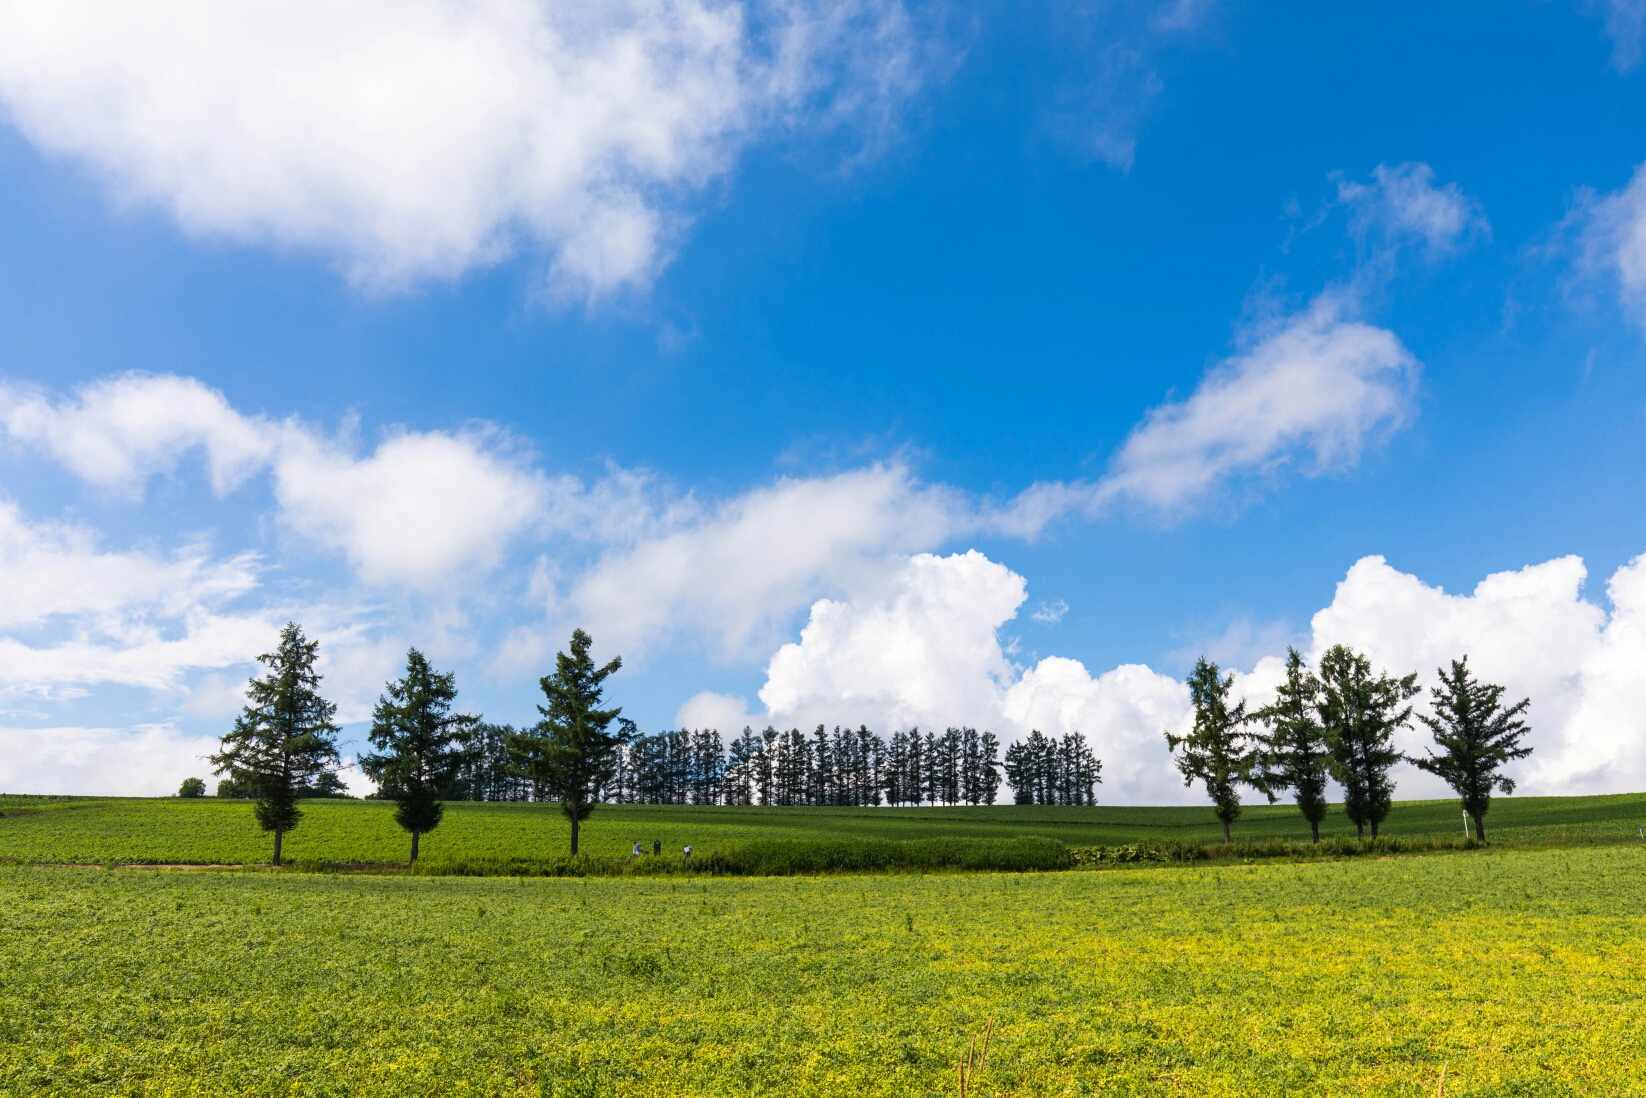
left=1165, top=657, right=1258, bottom=843
left=1003, top=731, right=1101, bottom=805
left=506, top=629, right=627, bottom=856
left=407, top=836, right=1074, bottom=877
left=1252, top=648, right=1331, bottom=842
left=1317, top=644, right=1419, bottom=841
left=176, top=778, right=206, bottom=798
left=215, top=778, right=250, bottom=799
left=359, top=649, right=479, bottom=861
left=1410, top=656, right=1532, bottom=842
left=209, top=622, right=340, bottom=865
left=449, top=723, right=534, bottom=801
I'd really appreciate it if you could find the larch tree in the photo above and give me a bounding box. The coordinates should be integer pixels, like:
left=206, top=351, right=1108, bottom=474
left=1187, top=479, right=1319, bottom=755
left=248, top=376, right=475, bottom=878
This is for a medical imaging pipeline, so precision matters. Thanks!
left=506, top=629, right=628, bottom=857
left=1252, top=647, right=1332, bottom=842
left=359, top=648, right=480, bottom=862
left=210, top=622, right=340, bottom=866
left=1166, top=657, right=1258, bottom=844
left=1317, top=644, right=1418, bottom=841
left=1410, top=656, right=1532, bottom=843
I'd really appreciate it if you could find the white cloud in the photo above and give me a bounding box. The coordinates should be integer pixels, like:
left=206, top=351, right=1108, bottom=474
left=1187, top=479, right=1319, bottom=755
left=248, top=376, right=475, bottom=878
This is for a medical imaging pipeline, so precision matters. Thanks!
left=676, top=689, right=753, bottom=731
left=0, top=374, right=274, bottom=496
left=1574, top=160, right=1646, bottom=328
left=1585, top=0, right=1646, bottom=71
left=563, top=464, right=969, bottom=659
left=272, top=427, right=549, bottom=588
left=1305, top=553, right=1646, bottom=797
left=0, top=0, right=931, bottom=298
left=757, top=550, right=1024, bottom=730
left=1093, top=293, right=1419, bottom=513
left=0, top=374, right=552, bottom=591
left=1030, top=599, right=1068, bottom=623
left=0, top=721, right=221, bottom=797
left=1004, top=658, right=1193, bottom=803
left=1337, top=161, right=1490, bottom=261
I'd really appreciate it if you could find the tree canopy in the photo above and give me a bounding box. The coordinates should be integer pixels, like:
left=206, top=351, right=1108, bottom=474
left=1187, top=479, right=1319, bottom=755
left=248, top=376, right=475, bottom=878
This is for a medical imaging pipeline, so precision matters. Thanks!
left=1411, top=656, right=1532, bottom=842
left=1252, top=647, right=1331, bottom=842
left=1166, top=657, right=1258, bottom=843
left=506, top=629, right=628, bottom=856
left=360, top=648, right=479, bottom=862
left=210, top=622, right=340, bottom=865
left=1318, top=644, right=1418, bottom=840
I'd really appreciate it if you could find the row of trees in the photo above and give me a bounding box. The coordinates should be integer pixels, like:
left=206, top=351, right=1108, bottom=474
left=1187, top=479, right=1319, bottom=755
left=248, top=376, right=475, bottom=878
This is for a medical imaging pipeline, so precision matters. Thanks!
left=1167, top=644, right=1532, bottom=843
left=208, top=624, right=1094, bottom=863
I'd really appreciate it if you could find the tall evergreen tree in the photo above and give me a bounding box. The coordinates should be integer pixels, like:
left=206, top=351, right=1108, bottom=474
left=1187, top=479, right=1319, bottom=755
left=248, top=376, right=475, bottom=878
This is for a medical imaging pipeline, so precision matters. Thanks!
left=1410, top=656, right=1532, bottom=842
left=505, top=629, right=627, bottom=856
left=1165, top=657, right=1257, bottom=843
left=359, top=649, right=478, bottom=862
left=1252, top=647, right=1332, bottom=842
left=210, top=622, right=340, bottom=866
left=1318, top=644, right=1418, bottom=840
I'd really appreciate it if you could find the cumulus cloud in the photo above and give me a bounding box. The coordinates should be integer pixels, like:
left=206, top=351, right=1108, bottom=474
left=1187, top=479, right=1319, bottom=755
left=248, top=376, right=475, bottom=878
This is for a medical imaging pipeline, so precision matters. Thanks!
left=708, top=545, right=1646, bottom=805
left=757, top=550, right=1025, bottom=729
left=0, top=374, right=551, bottom=590
left=0, top=374, right=274, bottom=496
left=0, top=0, right=932, bottom=298
left=1304, top=553, right=1646, bottom=796
left=1092, top=293, right=1419, bottom=513
left=562, top=464, right=969, bottom=659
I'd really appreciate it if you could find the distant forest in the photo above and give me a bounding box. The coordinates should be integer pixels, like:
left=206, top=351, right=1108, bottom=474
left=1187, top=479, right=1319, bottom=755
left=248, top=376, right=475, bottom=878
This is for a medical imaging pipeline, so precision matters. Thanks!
left=450, top=724, right=1102, bottom=807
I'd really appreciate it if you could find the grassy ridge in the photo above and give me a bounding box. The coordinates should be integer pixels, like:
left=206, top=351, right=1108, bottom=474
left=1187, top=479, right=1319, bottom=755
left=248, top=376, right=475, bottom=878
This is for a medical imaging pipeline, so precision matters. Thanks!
left=4, top=846, right=1644, bottom=1095
left=1, top=792, right=1642, bottom=867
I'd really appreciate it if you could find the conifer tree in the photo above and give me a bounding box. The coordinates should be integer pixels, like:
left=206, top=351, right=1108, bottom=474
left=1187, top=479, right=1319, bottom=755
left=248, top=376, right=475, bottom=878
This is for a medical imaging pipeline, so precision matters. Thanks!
left=1411, top=656, right=1532, bottom=842
left=210, top=622, right=340, bottom=866
left=1318, top=644, right=1418, bottom=840
left=505, top=629, right=627, bottom=856
left=1165, top=657, right=1257, bottom=843
left=1252, top=647, right=1332, bottom=842
left=359, top=648, right=478, bottom=862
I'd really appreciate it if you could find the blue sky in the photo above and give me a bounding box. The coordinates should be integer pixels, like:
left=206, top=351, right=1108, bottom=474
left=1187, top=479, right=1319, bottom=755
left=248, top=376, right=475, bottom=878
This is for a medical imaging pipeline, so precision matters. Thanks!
left=2, top=0, right=1645, bottom=801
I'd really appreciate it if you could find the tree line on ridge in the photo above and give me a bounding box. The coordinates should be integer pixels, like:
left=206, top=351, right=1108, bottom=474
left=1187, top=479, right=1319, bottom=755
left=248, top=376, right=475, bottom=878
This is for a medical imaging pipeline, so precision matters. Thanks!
left=201, top=623, right=1534, bottom=865
left=204, top=624, right=1100, bottom=864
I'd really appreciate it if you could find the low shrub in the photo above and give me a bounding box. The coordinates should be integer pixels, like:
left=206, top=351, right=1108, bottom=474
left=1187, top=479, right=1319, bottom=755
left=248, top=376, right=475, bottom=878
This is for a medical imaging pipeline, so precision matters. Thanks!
left=1069, top=834, right=1483, bottom=868
left=403, top=837, right=1072, bottom=878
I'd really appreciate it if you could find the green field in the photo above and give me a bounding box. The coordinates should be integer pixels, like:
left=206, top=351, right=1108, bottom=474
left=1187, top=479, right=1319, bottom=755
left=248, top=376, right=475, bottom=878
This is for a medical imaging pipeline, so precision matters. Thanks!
left=3, top=845, right=1644, bottom=1096
left=3, top=792, right=1645, bottom=866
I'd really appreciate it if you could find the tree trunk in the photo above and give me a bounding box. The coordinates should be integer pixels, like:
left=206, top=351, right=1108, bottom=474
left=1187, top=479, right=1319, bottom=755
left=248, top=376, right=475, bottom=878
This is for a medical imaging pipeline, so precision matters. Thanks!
left=1310, top=820, right=1320, bottom=843
left=1356, top=822, right=1364, bottom=841
left=1222, top=819, right=1231, bottom=845
left=272, top=826, right=283, bottom=867
left=570, top=813, right=580, bottom=857
left=1472, top=815, right=1485, bottom=843
left=410, top=831, right=420, bottom=862
left=1370, top=820, right=1379, bottom=840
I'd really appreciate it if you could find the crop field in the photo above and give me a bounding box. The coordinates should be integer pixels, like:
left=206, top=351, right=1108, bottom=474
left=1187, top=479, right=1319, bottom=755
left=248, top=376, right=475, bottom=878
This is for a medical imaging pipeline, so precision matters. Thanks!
left=3, top=792, right=1645, bottom=866
left=2, top=844, right=1643, bottom=1096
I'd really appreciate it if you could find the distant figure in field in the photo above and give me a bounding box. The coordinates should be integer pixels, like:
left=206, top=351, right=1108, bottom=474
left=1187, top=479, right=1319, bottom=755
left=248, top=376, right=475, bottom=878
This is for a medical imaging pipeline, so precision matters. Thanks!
left=631, top=842, right=641, bottom=858
left=683, top=845, right=692, bottom=858
left=652, top=840, right=661, bottom=856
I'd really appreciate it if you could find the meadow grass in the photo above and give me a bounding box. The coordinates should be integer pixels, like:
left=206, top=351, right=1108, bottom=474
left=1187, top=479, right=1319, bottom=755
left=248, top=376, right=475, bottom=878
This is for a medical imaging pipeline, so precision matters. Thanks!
left=2, top=792, right=1643, bottom=867
left=2, top=845, right=1643, bottom=1096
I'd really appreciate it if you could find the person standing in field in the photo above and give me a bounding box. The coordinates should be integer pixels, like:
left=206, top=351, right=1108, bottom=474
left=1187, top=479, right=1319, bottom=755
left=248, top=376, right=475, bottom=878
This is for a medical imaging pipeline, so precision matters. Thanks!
left=652, top=839, right=660, bottom=856
left=631, top=842, right=641, bottom=858
left=683, top=845, right=692, bottom=858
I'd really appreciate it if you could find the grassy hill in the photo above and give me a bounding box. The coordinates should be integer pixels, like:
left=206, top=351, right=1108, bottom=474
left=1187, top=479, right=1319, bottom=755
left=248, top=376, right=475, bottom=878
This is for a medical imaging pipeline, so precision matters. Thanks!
left=2, top=791, right=1643, bottom=865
